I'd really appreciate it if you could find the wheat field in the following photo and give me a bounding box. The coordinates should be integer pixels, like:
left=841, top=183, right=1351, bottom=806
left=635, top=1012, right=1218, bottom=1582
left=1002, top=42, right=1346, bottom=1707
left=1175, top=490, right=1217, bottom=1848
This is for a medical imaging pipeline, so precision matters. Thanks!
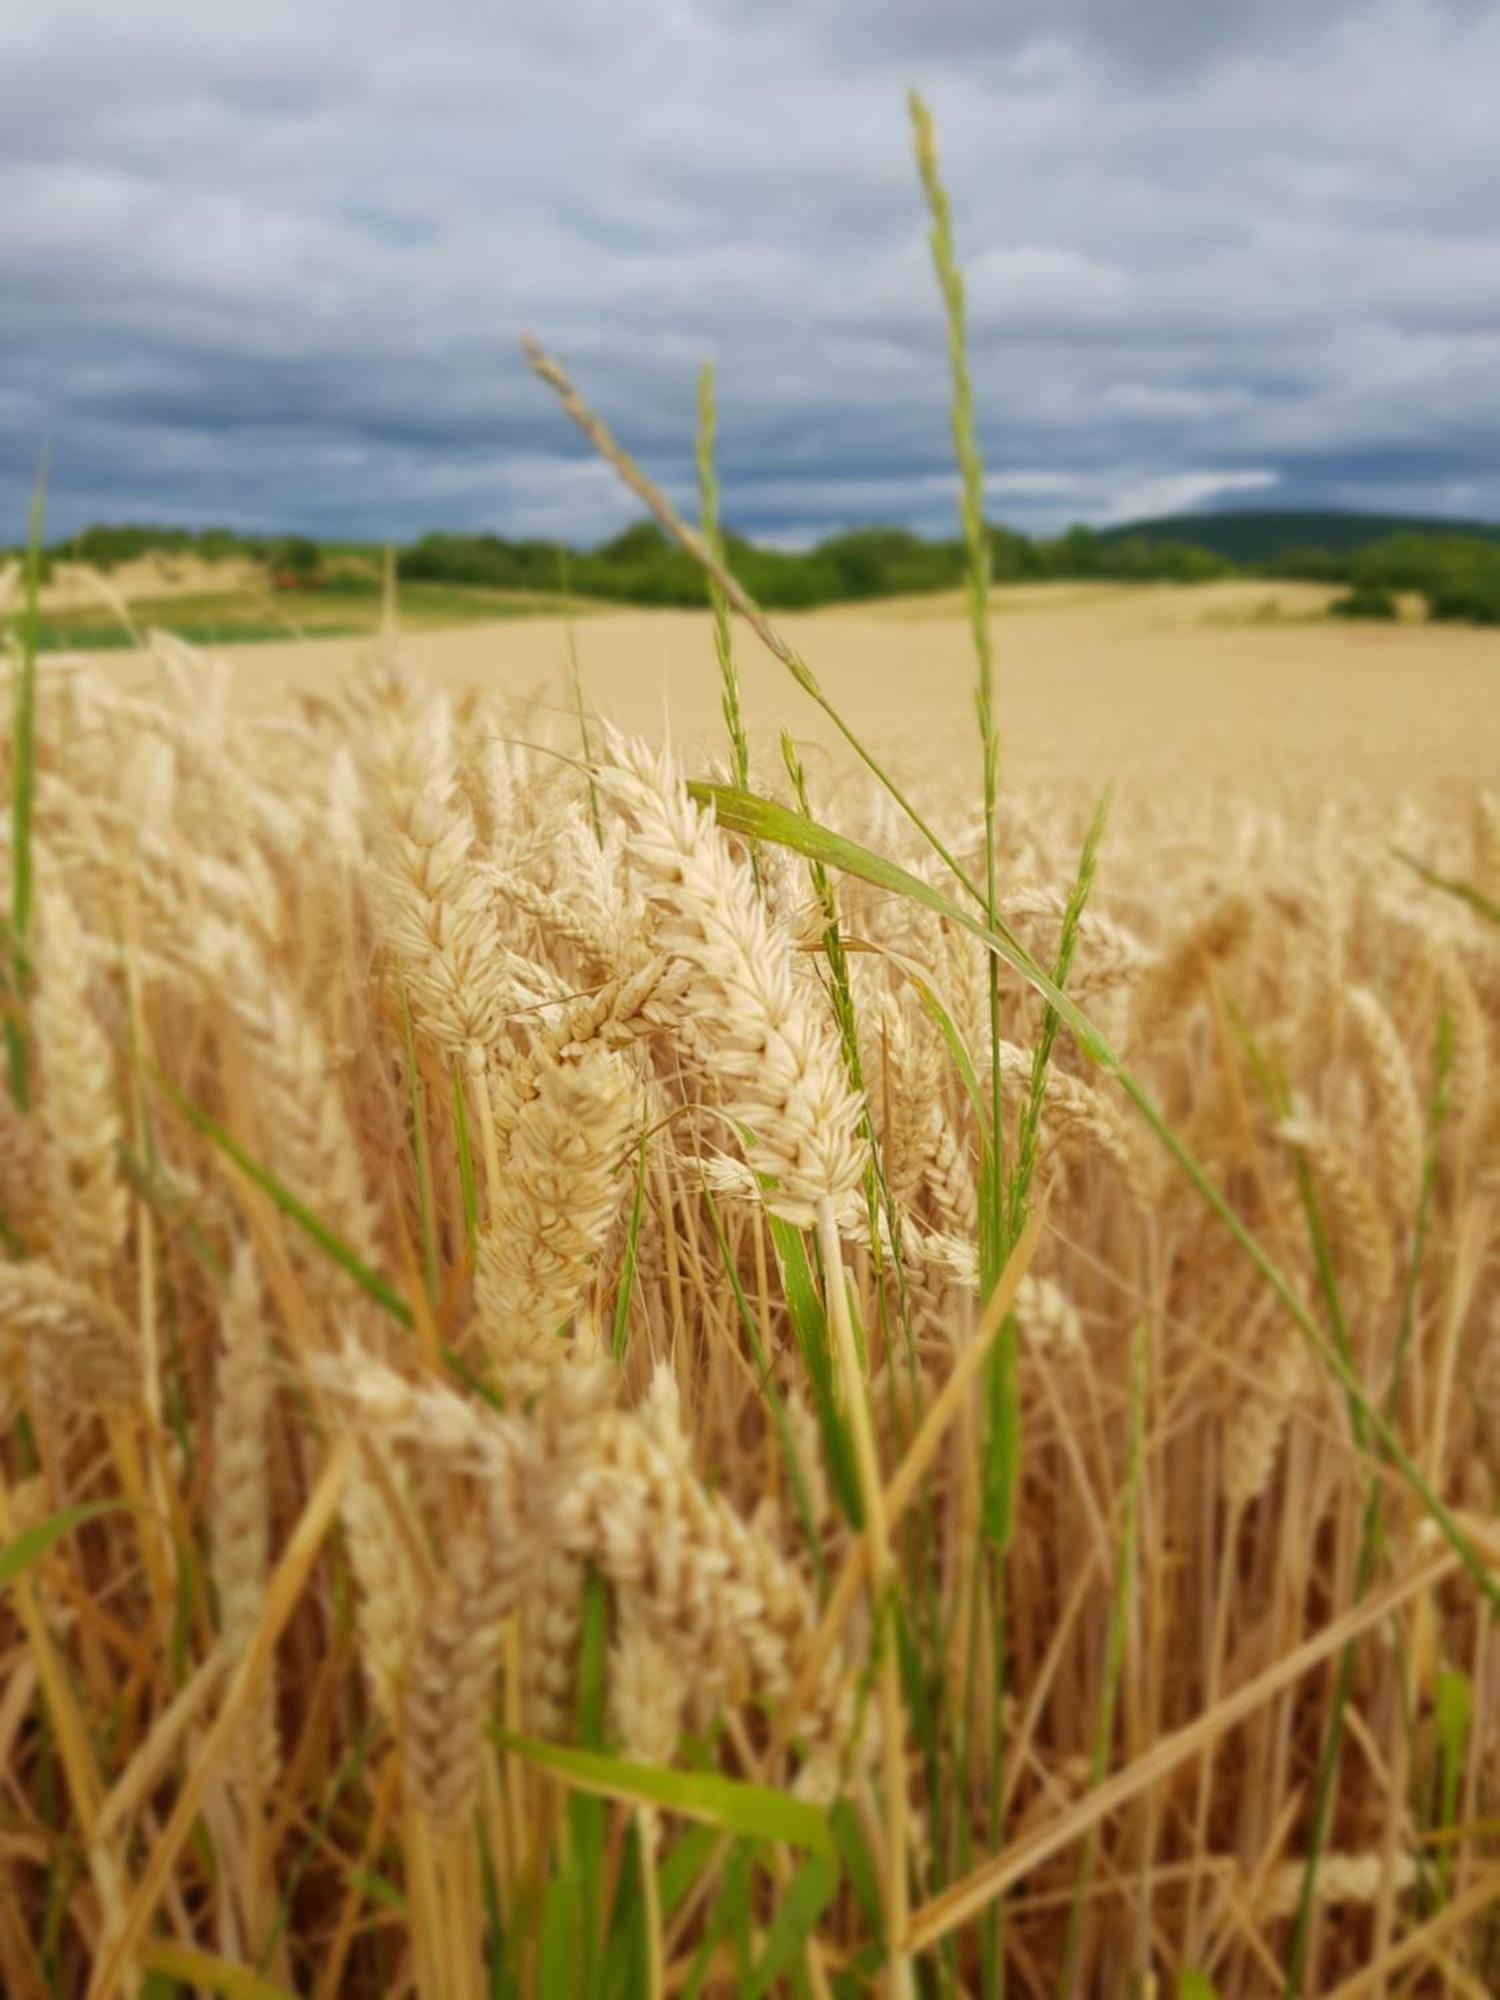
left=115, top=576, right=1499, bottom=814
left=3, top=127, right=1500, bottom=2000
left=2, top=550, right=1497, bottom=1996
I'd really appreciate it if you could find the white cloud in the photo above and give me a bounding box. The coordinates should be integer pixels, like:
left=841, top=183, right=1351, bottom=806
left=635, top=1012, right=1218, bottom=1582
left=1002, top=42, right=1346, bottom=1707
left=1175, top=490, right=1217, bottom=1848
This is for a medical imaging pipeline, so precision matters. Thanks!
left=1096, top=470, right=1280, bottom=525
left=4, top=0, right=1500, bottom=538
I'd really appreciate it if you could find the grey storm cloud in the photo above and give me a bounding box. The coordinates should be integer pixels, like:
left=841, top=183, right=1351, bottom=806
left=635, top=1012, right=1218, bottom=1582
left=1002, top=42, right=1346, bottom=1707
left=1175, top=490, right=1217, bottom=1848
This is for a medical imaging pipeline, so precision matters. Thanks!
left=4, top=0, right=1500, bottom=541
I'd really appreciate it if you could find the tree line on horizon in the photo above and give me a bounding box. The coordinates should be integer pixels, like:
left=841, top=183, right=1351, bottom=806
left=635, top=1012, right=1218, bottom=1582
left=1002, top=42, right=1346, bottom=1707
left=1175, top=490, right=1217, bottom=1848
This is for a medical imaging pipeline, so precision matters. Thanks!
left=23, top=510, right=1500, bottom=625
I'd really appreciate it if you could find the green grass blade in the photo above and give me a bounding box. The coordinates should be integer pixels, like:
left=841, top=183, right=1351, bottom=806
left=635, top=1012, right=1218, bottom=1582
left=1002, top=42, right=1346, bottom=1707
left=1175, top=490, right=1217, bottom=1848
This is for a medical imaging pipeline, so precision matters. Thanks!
left=342, top=1868, right=407, bottom=1917
left=396, top=986, right=437, bottom=1304
left=1432, top=1666, right=1471, bottom=1908
left=697, top=362, right=752, bottom=803
left=909, top=90, right=995, bottom=826
left=573, top=1569, right=610, bottom=2000
left=140, top=1944, right=299, bottom=2000
left=908, top=120, right=1010, bottom=1893
left=440, top=1346, right=505, bottom=1412
left=255, top=1721, right=378, bottom=1974
left=679, top=1843, right=758, bottom=2000
left=1, top=1501, right=132, bottom=1587
left=539, top=1856, right=583, bottom=1995
left=704, top=1194, right=828, bottom=1589
left=493, top=1730, right=835, bottom=1857
left=451, top=1059, right=478, bottom=1256
left=692, top=780, right=1111, bottom=1063
left=829, top=1797, right=883, bottom=1940
left=747, top=1852, right=840, bottom=1997
left=118, top=1140, right=228, bottom=1284
left=979, top=1313, right=1019, bottom=1554
left=611, top=1133, right=649, bottom=1363
left=154, top=1074, right=413, bottom=1328
left=1392, top=847, right=1500, bottom=927
left=1009, top=789, right=1109, bottom=1239
left=657, top=1823, right=722, bottom=1921
left=724, top=1843, right=754, bottom=1991
left=912, top=975, right=991, bottom=1144
left=780, top=730, right=917, bottom=1383
left=558, top=543, right=604, bottom=847
left=767, top=1214, right=864, bottom=1530
left=1058, top=1319, right=1147, bottom=1995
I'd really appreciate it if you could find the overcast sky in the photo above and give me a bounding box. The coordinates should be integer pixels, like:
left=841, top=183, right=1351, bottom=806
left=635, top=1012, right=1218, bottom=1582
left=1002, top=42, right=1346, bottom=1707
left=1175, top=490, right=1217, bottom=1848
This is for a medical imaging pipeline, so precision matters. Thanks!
left=5, top=0, right=1500, bottom=544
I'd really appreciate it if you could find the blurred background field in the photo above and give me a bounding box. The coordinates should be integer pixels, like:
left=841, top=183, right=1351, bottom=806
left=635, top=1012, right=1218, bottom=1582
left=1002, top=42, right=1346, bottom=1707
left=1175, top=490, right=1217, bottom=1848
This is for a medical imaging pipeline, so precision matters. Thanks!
left=51, top=574, right=1495, bottom=814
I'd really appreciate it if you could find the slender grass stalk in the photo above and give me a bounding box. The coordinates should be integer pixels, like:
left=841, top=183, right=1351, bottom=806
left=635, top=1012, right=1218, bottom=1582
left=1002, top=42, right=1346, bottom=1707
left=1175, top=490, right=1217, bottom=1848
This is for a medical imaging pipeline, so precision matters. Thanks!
left=905, top=1549, right=1464, bottom=1952
left=155, top=1072, right=413, bottom=1328
left=1283, top=1015, right=1453, bottom=1993
left=256, top=1722, right=379, bottom=1975
left=639, top=1827, right=665, bottom=2000
left=909, top=83, right=1002, bottom=1233
left=814, top=1196, right=912, bottom=1999
left=696, top=364, right=752, bottom=803
left=492, top=1731, right=835, bottom=1855
left=1057, top=1319, right=1147, bottom=1996
left=702, top=1192, right=826, bottom=1590
left=779, top=735, right=864, bottom=1091
left=559, top=544, right=604, bottom=848
left=611, top=1134, right=649, bottom=1364
left=962, top=794, right=1109, bottom=1960
left=90, top=1441, right=352, bottom=2000
left=521, top=336, right=984, bottom=906
left=398, top=986, right=438, bottom=1305
left=574, top=1569, right=609, bottom=2000
left=451, top=1061, right=478, bottom=1257
left=1008, top=793, right=1109, bottom=1241
left=1392, top=847, right=1500, bottom=927
left=780, top=731, right=915, bottom=1377
left=999, top=791, right=1107, bottom=1996
left=768, top=1213, right=865, bottom=1529
left=1430, top=1667, right=1471, bottom=1913
left=781, top=734, right=945, bottom=1938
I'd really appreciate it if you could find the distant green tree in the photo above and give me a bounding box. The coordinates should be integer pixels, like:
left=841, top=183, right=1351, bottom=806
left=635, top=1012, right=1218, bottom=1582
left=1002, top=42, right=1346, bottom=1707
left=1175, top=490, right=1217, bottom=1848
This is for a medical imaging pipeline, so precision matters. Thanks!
left=1267, top=545, right=1345, bottom=584
left=986, top=525, right=1037, bottom=581
left=381, top=515, right=1500, bottom=625
left=1037, top=525, right=1102, bottom=577
left=270, top=536, right=323, bottom=585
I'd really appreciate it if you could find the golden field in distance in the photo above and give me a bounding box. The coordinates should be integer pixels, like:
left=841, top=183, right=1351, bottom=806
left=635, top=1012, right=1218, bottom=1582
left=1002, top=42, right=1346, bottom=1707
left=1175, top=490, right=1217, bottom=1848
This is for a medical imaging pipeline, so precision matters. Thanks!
left=4, top=563, right=1498, bottom=1996
left=94, top=577, right=1498, bottom=809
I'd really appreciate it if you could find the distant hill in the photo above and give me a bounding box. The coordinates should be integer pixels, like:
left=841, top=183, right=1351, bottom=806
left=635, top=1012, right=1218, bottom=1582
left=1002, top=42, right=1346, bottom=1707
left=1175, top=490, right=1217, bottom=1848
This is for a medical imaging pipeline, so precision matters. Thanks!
left=1098, top=508, right=1500, bottom=565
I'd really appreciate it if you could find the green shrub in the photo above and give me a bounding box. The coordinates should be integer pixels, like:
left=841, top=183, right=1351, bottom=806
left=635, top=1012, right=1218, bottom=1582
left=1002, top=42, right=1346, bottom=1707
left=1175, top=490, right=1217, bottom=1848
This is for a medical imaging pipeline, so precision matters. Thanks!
left=1330, top=583, right=1398, bottom=621
left=1352, top=534, right=1500, bottom=626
